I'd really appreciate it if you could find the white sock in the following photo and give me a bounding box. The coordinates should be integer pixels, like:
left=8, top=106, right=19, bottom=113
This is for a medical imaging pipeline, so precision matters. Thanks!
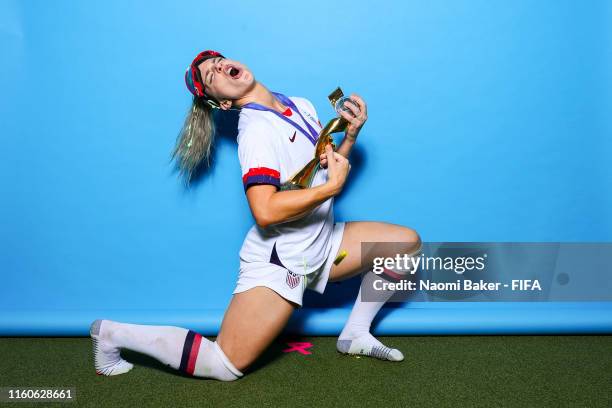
left=90, top=320, right=243, bottom=381
left=91, top=320, right=134, bottom=376
left=337, top=283, right=404, bottom=361
left=337, top=246, right=421, bottom=362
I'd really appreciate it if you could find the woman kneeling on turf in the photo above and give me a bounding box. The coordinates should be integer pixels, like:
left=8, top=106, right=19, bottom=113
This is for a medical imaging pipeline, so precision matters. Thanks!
left=90, top=50, right=422, bottom=380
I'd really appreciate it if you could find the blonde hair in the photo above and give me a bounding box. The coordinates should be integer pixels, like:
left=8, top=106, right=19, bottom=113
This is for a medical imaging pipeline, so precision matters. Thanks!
left=171, top=96, right=216, bottom=185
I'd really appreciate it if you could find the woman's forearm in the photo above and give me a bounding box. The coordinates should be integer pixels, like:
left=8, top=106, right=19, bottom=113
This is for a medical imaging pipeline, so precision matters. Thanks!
left=262, top=183, right=337, bottom=227
left=336, top=136, right=356, bottom=159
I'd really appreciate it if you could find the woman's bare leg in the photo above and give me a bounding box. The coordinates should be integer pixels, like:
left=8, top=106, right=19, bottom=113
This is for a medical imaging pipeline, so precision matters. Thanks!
left=216, top=286, right=297, bottom=372
left=329, top=221, right=421, bottom=282
left=216, top=221, right=420, bottom=370
left=90, top=287, right=295, bottom=380
left=327, top=221, right=421, bottom=361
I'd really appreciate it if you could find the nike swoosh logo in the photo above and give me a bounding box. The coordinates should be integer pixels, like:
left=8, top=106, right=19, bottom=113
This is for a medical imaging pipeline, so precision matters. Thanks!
left=289, top=131, right=296, bottom=143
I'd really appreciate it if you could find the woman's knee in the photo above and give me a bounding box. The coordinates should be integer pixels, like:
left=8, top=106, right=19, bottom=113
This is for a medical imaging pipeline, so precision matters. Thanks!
left=215, top=287, right=295, bottom=373
left=215, top=339, right=251, bottom=373
left=216, top=327, right=256, bottom=373
left=397, top=226, right=421, bottom=254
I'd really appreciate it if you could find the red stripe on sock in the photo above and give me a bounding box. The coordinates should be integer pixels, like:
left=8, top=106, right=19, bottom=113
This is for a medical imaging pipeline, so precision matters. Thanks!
left=186, top=333, right=202, bottom=375
left=383, top=267, right=404, bottom=280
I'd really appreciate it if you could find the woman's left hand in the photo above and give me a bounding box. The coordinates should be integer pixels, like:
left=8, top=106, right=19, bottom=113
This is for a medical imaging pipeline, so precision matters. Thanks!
left=339, top=93, right=367, bottom=142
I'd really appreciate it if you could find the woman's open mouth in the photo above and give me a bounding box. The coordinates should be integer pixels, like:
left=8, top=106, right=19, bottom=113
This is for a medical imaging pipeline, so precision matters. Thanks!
left=225, top=65, right=242, bottom=80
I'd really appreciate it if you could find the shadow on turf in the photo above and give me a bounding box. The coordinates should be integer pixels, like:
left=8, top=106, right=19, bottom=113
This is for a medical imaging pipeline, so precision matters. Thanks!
left=120, top=349, right=186, bottom=378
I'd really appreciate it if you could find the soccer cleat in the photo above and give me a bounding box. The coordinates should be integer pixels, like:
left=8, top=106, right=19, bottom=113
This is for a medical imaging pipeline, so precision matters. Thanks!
left=90, top=319, right=134, bottom=376
left=336, top=334, right=404, bottom=362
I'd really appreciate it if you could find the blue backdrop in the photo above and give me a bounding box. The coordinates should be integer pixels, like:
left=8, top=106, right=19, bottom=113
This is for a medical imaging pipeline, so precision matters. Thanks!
left=1, top=0, right=611, bottom=335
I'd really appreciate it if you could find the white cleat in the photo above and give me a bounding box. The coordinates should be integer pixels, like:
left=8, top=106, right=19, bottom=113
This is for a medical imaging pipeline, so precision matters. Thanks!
left=337, top=335, right=404, bottom=362
left=90, top=319, right=134, bottom=376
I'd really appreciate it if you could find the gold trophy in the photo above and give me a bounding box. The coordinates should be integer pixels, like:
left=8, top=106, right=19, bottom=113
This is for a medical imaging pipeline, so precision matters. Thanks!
left=281, top=87, right=359, bottom=190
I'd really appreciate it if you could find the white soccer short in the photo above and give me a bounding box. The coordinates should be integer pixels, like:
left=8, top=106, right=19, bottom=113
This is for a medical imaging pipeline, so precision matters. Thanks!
left=232, top=222, right=346, bottom=308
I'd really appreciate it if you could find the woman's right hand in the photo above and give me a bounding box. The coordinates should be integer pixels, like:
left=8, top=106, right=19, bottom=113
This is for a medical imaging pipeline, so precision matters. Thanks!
left=323, top=144, right=350, bottom=196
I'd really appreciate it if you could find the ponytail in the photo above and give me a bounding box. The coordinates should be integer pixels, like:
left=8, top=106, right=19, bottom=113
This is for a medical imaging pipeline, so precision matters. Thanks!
left=171, top=96, right=216, bottom=185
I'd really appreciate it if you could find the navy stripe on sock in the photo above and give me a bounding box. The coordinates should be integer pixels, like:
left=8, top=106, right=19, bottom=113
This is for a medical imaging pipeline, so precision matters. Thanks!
left=179, top=330, right=196, bottom=373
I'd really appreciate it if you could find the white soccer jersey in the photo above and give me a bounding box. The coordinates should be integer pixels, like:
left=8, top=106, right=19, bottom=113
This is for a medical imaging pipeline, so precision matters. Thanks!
left=237, top=94, right=335, bottom=275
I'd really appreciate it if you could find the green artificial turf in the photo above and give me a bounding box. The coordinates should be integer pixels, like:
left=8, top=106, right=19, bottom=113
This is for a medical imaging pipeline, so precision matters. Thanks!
left=0, top=336, right=610, bottom=407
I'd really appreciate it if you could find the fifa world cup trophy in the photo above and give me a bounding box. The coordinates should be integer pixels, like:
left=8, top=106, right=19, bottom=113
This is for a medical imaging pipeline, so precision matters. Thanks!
left=281, top=87, right=360, bottom=190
